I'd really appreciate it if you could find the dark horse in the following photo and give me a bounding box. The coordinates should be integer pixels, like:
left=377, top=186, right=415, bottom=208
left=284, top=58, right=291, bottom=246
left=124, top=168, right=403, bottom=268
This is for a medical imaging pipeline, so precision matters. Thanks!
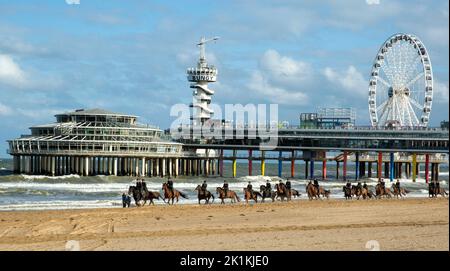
left=343, top=185, right=352, bottom=200
left=194, top=185, right=215, bottom=204
left=162, top=182, right=188, bottom=205
left=260, top=185, right=276, bottom=202
left=128, top=186, right=164, bottom=206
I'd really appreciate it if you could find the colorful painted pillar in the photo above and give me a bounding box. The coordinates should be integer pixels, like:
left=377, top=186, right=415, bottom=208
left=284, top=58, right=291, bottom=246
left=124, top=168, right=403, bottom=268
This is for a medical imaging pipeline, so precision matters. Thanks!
left=389, top=152, right=394, bottom=182
left=377, top=152, right=382, bottom=181
left=232, top=150, right=237, bottom=178
left=425, top=154, right=430, bottom=183
left=343, top=151, right=348, bottom=181
left=290, top=151, right=295, bottom=178
left=278, top=151, right=283, bottom=177
left=248, top=149, right=253, bottom=176
left=322, top=159, right=327, bottom=179
left=261, top=150, right=266, bottom=176
left=219, top=149, right=224, bottom=177
left=355, top=152, right=359, bottom=181
left=310, top=158, right=315, bottom=179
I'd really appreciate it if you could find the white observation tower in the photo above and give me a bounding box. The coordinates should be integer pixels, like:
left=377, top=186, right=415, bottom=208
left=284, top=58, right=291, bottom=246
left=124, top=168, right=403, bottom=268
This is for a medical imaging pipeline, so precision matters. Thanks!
left=187, top=36, right=219, bottom=126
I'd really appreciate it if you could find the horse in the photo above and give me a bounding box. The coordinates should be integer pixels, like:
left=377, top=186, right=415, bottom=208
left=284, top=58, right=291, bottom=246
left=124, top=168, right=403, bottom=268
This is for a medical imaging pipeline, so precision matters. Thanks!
left=162, top=182, right=188, bottom=205
left=194, top=185, right=214, bottom=204
left=275, top=183, right=290, bottom=201
left=428, top=183, right=448, bottom=198
left=260, top=185, right=276, bottom=202
left=306, top=181, right=320, bottom=200
left=290, top=189, right=301, bottom=198
left=318, top=187, right=330, bottom=199
left=361, top=187, right=374, bottom=199
left=243, top=188, right=261, bottom=203
left=375, top=184, right=392, bottom=199
left=391, top=185, right=409, bottom=199
left=343, top=186, right=352, bottom=200
left=216, top=187, right=240, bottom=204
left=128, top=186, right=164, bottom=206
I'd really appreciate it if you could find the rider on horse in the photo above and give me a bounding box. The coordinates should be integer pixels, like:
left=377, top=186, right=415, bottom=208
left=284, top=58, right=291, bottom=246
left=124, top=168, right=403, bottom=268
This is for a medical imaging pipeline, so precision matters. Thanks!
left=357, top=181, right=362, bottom=193
left=167, top=178, right=174, bottom=194
left=265, top=180, right=271, bottom=196
left=395, top=179, right=401, bottom=193
left=313, top=179, right=320, bottom=193
left=379, top=178, right=386, bottom=194
left=201, top=180, right=208, bottom=195
left=247, top=181, right=253, bottom=197
left=286, top=179, right=292, bottom=196
left=223, top=180, right=229, bottom=197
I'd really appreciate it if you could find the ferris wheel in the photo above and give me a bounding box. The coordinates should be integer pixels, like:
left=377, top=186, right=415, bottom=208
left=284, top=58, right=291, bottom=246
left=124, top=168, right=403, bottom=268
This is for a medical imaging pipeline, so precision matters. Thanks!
left=368, top=33, right=433, bottom=128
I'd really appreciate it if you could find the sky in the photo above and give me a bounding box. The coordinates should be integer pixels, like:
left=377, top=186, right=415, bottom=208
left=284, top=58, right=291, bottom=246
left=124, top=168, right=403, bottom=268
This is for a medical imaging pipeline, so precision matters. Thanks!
left=0, top=0, right=448, bottom=157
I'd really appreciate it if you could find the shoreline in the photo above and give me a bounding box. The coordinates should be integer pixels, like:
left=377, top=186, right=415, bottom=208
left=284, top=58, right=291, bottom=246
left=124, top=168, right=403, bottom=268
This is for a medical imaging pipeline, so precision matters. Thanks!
left=0, top=198, right=447, bottom=251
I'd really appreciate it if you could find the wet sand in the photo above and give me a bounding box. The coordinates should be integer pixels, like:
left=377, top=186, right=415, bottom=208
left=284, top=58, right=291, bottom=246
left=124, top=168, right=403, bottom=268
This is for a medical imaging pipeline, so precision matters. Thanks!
left=0, top=198, right=448, bottom=251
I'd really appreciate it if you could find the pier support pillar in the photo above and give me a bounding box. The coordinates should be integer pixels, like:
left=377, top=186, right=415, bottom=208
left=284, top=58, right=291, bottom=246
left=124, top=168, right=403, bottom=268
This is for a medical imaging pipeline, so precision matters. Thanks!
left=232, top=150, right=237, bottom=178
left=305, top=160, right=309, bottom=179
left=261, top=151, right=265, bottom=176
left=389, top=153, right=394, bottom=182
left=310, top=158, right=315, bottom=180
left=343, top=151, right=347, bottom=181
left=84, top=157, right=89, bottom=176
left=219, top=149, right=224, bottom=177
left=377, top=152, right=382, bottom=181
left=278, top=151, right=283, bottom=178
left=113, top=158, right=118, bottom=176
left=322, top=159, right=327, bottom=180
left=368, top=162, right=372, bottom=178
left=291, top=151, right=295, bottom=178
left=355, top=152, right=360, bottom=181
left=425, top=154, right=430, bottom=183
left=248, top=150, right=253, bottom=176
left=336, top=161, right=339, bottom=180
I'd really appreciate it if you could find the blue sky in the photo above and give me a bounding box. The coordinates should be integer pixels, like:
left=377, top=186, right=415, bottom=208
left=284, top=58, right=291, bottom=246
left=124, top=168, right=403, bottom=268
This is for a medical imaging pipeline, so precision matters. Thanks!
left=0, top=0, right=449, bottom=157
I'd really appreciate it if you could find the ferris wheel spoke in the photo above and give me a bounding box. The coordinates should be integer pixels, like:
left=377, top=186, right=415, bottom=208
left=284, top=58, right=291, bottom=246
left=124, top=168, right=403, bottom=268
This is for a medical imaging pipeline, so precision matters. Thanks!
left=377, top=76, right=391, bottom=88
left=376, top=99, right=389, bottom=112
left=406, top=99, right=420, bottom=124
left=409, top=97, right=424, bottom=111
left=404, top=72, right=424, bottom=89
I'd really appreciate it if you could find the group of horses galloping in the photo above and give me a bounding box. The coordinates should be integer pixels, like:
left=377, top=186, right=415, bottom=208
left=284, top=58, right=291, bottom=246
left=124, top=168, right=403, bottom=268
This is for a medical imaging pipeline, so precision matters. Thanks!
left=127, top=180, right=448, bottom=207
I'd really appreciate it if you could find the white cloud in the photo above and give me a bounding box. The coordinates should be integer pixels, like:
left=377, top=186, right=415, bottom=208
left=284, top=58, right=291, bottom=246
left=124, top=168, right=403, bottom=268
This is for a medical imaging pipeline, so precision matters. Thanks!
left=247, top=70, right=308, bottom=105
left=434, top=81, right=449, bottom=103
left=0, top=102, right=12, bottom=116
left=323, top=65, right=367, bottom=96
left=0, top=54, right=27, bottom=88
left=245, top=49, right=311, bottom=105
left=260, top=49, right=311, bottom=81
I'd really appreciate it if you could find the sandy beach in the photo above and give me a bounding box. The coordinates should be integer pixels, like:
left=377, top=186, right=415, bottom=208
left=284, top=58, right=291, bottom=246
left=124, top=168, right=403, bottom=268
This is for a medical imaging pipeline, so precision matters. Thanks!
left=0, top=198, right=448, bottom=251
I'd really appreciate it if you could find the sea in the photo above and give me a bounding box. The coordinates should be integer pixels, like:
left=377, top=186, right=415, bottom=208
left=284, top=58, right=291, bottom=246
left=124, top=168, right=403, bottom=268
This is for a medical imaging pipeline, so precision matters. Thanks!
left=0, top=158, right=448, bottom=211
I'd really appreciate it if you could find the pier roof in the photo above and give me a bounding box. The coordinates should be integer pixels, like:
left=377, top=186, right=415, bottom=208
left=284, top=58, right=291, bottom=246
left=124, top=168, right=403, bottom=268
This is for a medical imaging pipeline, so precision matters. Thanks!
left=55, top=108, right=137, bottom=118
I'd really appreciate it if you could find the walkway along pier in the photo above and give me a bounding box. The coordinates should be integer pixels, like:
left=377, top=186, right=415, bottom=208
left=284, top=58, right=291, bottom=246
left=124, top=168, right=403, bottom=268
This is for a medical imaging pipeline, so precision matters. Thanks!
left=7, top=110, right=449, bottom=182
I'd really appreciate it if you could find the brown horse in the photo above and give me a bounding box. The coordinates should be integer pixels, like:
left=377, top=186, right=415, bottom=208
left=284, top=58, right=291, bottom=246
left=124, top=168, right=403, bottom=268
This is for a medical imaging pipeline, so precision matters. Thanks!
left=306, top=181, right=320, bottom=200
left=275, top=183, right=290, bottom=201
left=194, top=185, right=214, bottom=204
left=391, top=185, right=409, bottom=199
left=290, top=189, right=301, bottom=198
left=216, top=187, right=240, bottom=204
left=361, top=187, right=374, bottom=199
left=375, top=184, right=392, bottom=199
left=318, top=187, right=330, bottom=199
left=128, top=186, right=164, bottom=206
left=162, top=182, right=188, bottom=205
left=428, top=183, right=448, bottom=198
left=243, top=188, right=261, bottom=203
